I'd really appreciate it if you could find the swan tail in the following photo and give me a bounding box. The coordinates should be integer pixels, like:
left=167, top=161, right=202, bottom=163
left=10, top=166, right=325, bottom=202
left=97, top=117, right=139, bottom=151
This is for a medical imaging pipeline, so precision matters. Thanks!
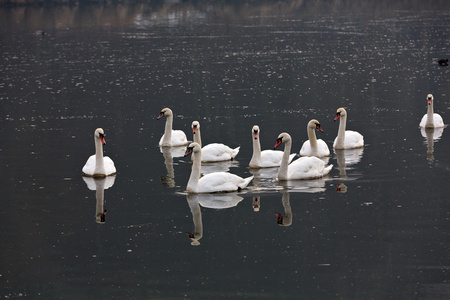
left=231, top=146, right=241, bottom=158
left=323, top=164, right=333, bottom=175
left=239, top=175, right=254, bottom=189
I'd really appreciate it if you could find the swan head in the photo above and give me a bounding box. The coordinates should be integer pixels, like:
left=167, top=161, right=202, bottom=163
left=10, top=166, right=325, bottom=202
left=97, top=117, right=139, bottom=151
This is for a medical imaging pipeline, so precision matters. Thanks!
left=308, top=119, right=324, bottom=132
left=192, top=121, right=200, bottom=134
left=157, top=107, right=173, bottom=120
left=95, top=128, right=106, bottom=145
left=184, top=142, right=201, bottom=157
left=274, top=132, right=291, bottom=149
left=334, top=107, right=347, bottom=121
left=427, top=94, right=434, bottom=106
left=252, top=125, right=260, bottom=140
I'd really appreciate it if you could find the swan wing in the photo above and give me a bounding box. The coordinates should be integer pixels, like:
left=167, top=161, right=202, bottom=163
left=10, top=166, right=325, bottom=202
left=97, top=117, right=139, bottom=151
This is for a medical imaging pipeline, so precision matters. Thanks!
left=201, top=143, right=240, bottom=162
left=433, top=114, right=445, bottom=127
left=287, top=157, right=332, bottom=179
left=103, top=156, right=117, bottom=175
left=197, top=172, right=253, bottom=193
left=82, top=155, right=96, bottom=175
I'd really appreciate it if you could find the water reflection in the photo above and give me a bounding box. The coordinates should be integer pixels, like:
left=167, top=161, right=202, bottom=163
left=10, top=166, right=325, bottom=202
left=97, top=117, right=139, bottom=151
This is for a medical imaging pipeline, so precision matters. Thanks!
left=275, top=189, right=292, bottom=226
left=82, top=176, right=116, bottom=223
left=160, top=146, right=186, bottom=187
left=201, top=160, right=239, bottom=175
left=249, top=167, right=280, bottom=190
left=252, top=196, right=260, bottom=212
left=334, top=148, right=364, bottom=179
left=421, top=127, right=444, bottom=163
left=279, top=177, right=329, bottom=193
left=185, top=193, right=244, bottom=246
left=186, top=194, right=203, bottom=246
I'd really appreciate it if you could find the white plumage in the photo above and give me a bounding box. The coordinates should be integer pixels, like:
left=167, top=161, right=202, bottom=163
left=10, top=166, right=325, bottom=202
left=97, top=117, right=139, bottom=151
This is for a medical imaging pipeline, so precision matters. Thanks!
left=419, top=94, right=444, bottom=128
left=191, top=121, right=240, bottom=162
left=276, top=132, right=333, bottom=180
left=333, top=107, right=364, bottom=149
left=184, top=142, right=253, bottom=193
left=158, top=108, right=189, bottom=146
left=300, top=119, right=330, bottom=157
left=249, top=125, right=295, bottom=168
left=82, top=128, right=116, bottom=177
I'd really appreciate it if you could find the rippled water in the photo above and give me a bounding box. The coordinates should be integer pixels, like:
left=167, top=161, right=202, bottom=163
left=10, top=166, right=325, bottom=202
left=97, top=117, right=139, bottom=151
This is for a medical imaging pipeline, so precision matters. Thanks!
left=1, top=1, right=450, bottom=299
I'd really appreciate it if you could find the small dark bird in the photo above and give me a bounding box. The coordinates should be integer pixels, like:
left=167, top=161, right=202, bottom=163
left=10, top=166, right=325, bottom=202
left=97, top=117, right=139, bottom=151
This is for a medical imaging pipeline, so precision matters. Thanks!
left=438, top=59, right=448, bottom=66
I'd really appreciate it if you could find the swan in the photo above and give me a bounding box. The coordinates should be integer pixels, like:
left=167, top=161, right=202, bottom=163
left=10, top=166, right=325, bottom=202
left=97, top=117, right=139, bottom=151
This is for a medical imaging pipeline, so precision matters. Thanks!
left=82, top=128, right=117, bottom=177
left=419, top=94, right=444, bottom=128
left=249, top=125, right=296, bottom=168
left=299, top=119, right=330, bottom=157
left=333, top=108, right=364, bottom=149
left=191, top=121, right=240, bottom=162
left=157, top=108, right=189, bottom=146
left=275, top=132, right=333, bottom=180
left=184, top=142, right=253, bottom=193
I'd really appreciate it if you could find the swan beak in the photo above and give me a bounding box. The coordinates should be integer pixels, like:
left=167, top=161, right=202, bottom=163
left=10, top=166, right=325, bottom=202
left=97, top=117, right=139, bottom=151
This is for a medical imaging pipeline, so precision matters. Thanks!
left=253, top=132, right=258, bottom=139
left=274, top=139, right=282, bottom=149
left=192, top=127, right=198, bottom=134
left=184, top=147, right=193, bottom=157
left=316, top=125, right=324, bottom=132
left=186, top=232, right=195, bottom=238
left=100, top=135, right=106, bottom=145
left=428, top=99, right=432, bottom=105
left=334, top=113, right=340, bottom=121
left=157, top=113, right=164, bottom=120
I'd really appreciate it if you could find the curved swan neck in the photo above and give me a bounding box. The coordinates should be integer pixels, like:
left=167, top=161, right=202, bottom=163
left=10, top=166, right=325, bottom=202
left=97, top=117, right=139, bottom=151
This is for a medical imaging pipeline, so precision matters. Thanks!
left=307, top=126, right=318, bottom=149
left=162, top=115, right=173, bottom=144
left=278, top=138, right=292, bottom=180
left=335, top=114, right=347, bottom=147
left=187, top=150, right=202, bottom=192
left=249, top=135, right=262, bottom=167
left=193, top=128, right=202, bottom=147
left=94, top=135, right=105, bottom=173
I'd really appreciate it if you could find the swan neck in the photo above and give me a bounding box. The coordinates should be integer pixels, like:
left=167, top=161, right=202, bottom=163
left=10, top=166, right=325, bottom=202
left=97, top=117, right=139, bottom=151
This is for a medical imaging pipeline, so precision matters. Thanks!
left=193, top=128, right=202, bottom=147
left=187, top=150, right=201, bottom=192
left=307, top=126, right=318, bottom=149
left=427, top=102, right=434, bottom=125
left=249, top=136, right=261, bottom=167
left=335, top=115, right=347, bottom=147
left=94, top=136, right=105, bottom=173
left=278, top=140, right=291, bottom=179
left=162, top=115, right=173, bottom=144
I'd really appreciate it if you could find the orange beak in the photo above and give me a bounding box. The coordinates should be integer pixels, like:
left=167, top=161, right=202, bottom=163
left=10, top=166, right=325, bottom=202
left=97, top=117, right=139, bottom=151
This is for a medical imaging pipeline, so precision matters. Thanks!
left=274, top=139, right=282, bottom=149
left=184, top=147, right=193, bottom=157
left=193, top=127, right=198, bottom=134
left=100, top=136, right=106, bottom=145
left=334, top=113, right=340, bottom=121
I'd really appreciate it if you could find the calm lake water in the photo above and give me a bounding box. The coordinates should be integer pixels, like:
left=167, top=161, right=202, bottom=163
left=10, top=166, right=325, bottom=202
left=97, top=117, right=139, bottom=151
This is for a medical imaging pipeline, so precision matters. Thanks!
left=1, top=1, right=450, bottom=299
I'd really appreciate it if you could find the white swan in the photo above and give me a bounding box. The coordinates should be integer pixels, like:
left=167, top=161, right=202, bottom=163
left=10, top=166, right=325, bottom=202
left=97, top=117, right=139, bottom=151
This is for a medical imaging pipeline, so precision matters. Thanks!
left=157, top=108, right=189, bottom=146
left=184, top=142, right=253, bottom=193
left=299, top=119, right=330, bottom=157
left=333, top=108, right=364, bottom=149
left=419, top=94, right=444, bottom=128
left=191, top=121, right=240, bottom=162
left=275, top=133, right=333, bottom=180
left=249, top=125, right=296, bottom=168
left=82, top=128, right=117, bottom=177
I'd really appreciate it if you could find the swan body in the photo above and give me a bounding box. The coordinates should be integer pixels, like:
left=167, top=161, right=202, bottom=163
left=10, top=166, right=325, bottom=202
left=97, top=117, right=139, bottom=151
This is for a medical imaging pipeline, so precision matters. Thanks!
left=82, top=128, right=116, bottom=177
left=275, top=132, right=332, bottom=180
left=157, top=108, right=189, bottom=146
left=249, top=125, right=295, bottom=168
left=300, top=119, right=330, bottom=157
left=184, top=142, right=253, bottom=193
left=333, top=107, right=364, bottom=149
left=191, top=121, right=240, bottom=162
left=419, top=94, right=444, bottom=128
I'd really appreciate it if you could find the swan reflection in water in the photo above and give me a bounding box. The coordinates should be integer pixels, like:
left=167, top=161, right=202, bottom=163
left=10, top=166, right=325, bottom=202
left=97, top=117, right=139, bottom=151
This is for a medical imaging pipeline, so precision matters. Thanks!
left=421, top=127, right=444, bottom=163
left=201, top=160, right=239, bottom=175
left=249, top=167, right=280, bottom=191
left=252, top=196, right=261, bottom=212
left=333, top=148, right=364, bottom=193
left=275, top=189, right=292, bottom=226
left=185, top=193, right=243, bottom=246
left=82, top=176, right=116, bottom=223
left=160, top=146, right=186, bottom=187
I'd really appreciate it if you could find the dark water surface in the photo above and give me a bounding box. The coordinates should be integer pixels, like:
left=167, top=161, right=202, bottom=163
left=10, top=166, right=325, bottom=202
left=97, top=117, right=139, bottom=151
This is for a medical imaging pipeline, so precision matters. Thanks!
left=1, top=1, right=450, bottom=299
